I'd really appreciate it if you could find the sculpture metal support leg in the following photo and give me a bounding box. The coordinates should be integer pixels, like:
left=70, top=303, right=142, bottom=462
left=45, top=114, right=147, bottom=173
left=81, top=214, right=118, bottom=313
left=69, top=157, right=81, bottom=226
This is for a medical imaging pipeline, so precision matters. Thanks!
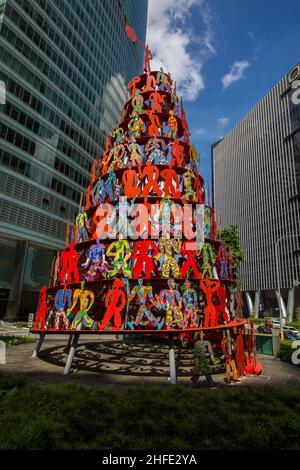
left=168, top=333, right=176, bottom=385
left=63, top=324, right=82, bottom=375
left=275, top=290, right=287, bottom=323
left=32, top=332, right=46, bottom=358
left=65, top=334, right=73, bottom=353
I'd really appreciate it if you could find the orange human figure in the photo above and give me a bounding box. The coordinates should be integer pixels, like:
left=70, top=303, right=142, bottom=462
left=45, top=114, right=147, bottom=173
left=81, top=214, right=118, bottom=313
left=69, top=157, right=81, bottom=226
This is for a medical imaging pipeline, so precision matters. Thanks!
left=195, top=176, right=205, bottom=203
left=122, top=168, right=141, bottom=198
left=85, top=184, right=93, bottom=210
left=149, top=90, right=165, bottom=113
left=236, top=327, right=246, bottom=378
left=34, top=286, right=49, bottom=329
left=160, top=168, right=182, bottom=198
left=169, top=138, right=185, bottom=167
left=100, top=279, right=126, bottom=330
left=131, top=240, right=159, bottom=278
left=91, top=159, right=98, bottom=184
left=145, top=110, right=163, bottom=137
left=143, top=71, right=156, bottom=92
left=139, top=165, right=162, bottom=197
left=180, top=241, right=200, bottom=279
left=216, top=285, right=231, bottom=323
left=59, top=243, right=80, bottom=284
left=127, top=76, right=142, bottom=97
left=200, top=279, right=220, bottom=328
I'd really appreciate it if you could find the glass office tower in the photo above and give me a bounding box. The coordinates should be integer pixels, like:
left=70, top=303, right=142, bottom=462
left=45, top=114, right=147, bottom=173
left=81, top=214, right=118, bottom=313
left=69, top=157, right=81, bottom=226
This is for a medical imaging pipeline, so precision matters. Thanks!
left=212, top=63, right=300, bottom=321
left=0, top=0, right=148, bottom=317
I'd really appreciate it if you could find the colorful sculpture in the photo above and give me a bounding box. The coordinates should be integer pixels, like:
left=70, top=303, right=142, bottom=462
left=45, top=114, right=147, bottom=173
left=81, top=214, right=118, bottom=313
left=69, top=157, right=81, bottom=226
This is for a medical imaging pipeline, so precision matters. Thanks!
left=182, top=280, right=198, bottom=328
left=167, top=110, right=178, bottom=138
left=221, top=329, right=239, bottom=384
left=131, top=240, right=159, bottom=278
left=34, top=286, right=49, bottom=330
left=128, top=278, right=164, bottom=330
left=75, top=210, right=89, bottom=243
left=192, top=331, right=218, bottom=387
left=59, top=243, right=80, bottom=284
left=82, top=239, right=107, bottom=281
left=106, top=239, right=132, bottom=278
left=200, top=279, right=220, bottom=328
left=180, top=241, right=200, bottom=279
left=159, top=235, right=181, bottom=278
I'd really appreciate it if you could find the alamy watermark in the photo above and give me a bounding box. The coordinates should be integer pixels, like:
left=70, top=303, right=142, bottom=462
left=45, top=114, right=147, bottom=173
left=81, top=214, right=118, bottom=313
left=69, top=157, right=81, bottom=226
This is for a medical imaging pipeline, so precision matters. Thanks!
left=0, top=80, right=6, bottom=105
left=291, top=80, right=300, bottom=105
left=291, top=340, right=300, bottom=365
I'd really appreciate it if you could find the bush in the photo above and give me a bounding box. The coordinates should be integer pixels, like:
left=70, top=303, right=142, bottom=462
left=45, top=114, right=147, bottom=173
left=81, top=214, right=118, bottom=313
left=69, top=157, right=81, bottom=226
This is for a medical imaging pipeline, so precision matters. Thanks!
left=0, top=335, right=34, bottom=346
left=0, top=373, right=300, bottom=449
left=13, top=322, right=29, bottom=328
left=278, top=340, right=300, bottom=367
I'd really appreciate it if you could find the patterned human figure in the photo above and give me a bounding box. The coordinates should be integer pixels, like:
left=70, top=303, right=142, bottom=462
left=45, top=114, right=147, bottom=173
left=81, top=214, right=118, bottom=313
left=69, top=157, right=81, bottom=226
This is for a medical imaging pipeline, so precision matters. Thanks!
left=218, top=243, right=228, bottom=279
left=144, top=137, right=166, bottom=164
left=198, top=242, right=216, bottom=279
left=34, top=286, right=49, bottom=329
left=52, top=287, right=72, bottom=330
left=128, top=140, right=143, bottom=166
left=67, top=281, right=96, bottom=329
left=59, top=243, right=80, bottom=284
left=183, top=280, right=199, bottom=328
left=159, top=235, right=181, bottom=278
left=128, top=112, right=145, bottom=138
left=156, top=69, right=172, bottom=92
left=131, top=90, right=143, bottom=114
left=82, top=239, right=108, bottom=281
left=156, top=279, right=184, bottom=329
left=191, top=331, right=218, bottom=387
left=106, top=239, right=132, bottom=278
left=167, top=110, right=178, bottom=138
left=131, top=240, right=159, bottom=278
left=75, top=210, right=89, bottom=243
left=101, top=279, right=126, bottom=330
left=200, top=279, right=220, bottom=328
left=180, top=241, right=200, bottom=279
left=182, top=167, right=197, bottom=201
left=128, top=279, right=164, bottom=330
left=221, top=329, right=239, bottom=384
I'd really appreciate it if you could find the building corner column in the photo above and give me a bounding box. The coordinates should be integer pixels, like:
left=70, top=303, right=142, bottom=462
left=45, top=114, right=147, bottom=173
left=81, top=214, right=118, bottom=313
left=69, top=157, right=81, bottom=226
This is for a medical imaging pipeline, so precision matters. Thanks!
left=245, top=292, right=254, bottom=317
left=253, top=290, right=261, bottom=318
left=4, top=240, right=29, bottom=320
left=287, top=287, right=295, bottom=323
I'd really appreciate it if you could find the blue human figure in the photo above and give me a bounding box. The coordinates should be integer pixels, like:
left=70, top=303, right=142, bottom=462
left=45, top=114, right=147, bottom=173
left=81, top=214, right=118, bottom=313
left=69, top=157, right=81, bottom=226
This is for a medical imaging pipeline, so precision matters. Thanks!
left=46, top=288, right=72, bottom=330
left=183, top=280, right=199, bottom=328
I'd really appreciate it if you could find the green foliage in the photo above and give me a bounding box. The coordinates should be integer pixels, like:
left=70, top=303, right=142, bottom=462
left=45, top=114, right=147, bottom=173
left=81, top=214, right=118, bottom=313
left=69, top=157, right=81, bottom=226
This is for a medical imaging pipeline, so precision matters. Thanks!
left=294, top=307, right=300, bottom=322
left=287, top=321, right=300, bottom=329
left=248, top=317, right=264, bottom=325
left=0, top=373, right=300, bottom=449
left=13, top=322, right=29, bottom=328
left=221, top=224, right=245, bottom=272
left=0, top=335, right=34, bottom=346
left=278, top=340, right=300, bottom=367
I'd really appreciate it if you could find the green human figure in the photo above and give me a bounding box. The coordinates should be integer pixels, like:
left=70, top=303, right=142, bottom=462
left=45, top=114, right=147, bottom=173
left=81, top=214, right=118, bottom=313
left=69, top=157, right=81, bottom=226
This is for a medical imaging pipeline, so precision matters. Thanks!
left=198, top=242, right=216, bottom=278
left=191, top=331, right=218, bottom=387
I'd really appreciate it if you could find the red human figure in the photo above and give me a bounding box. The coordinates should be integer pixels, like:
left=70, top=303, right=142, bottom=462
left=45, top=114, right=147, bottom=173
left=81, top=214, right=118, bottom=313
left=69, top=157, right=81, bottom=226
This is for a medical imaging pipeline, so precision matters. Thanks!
left=145, top=110, right=163, bottom=137
left=100, top=279, right=126, bottom=330
left=169, top=138, right=185, bottom=167
left=200, top=279, right=220, bottom=328
left=181, top=108, right=191, bottom=144
left=85, top=184, right=93, bottom=210
left=149, top=90, right=165, bottom=113
left=180, top=241, right=200, bottom=279
left=127, top=76, right=142, bottom=97
left=216, top=285, right=231, bottom=323
left=131, top=240, right=159, bottom=278
left=59, top=243, right=80, bottom=284
left=34, top=286, right=49, bottom=329
left=122, top=169, right=141, bottom=198
left=143, top=71, right=156, bottom=92
left=91, top=159, right=98, bottom=184
left=139, top=165, right=162, bottom=197
left=160, top=168, right=182, bottom=198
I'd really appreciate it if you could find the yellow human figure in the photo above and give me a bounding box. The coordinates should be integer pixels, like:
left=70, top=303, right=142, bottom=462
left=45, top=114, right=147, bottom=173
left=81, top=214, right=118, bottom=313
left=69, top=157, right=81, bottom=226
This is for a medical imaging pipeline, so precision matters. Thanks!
left=107, top=239, right=132, bottom=278
left=167, top=110, right=178, bottom=138
left=158, top=235, right=181, bottom=278
left=75, top=211, right=89, bottom=243
left=67, top=281, right=95, bottom=329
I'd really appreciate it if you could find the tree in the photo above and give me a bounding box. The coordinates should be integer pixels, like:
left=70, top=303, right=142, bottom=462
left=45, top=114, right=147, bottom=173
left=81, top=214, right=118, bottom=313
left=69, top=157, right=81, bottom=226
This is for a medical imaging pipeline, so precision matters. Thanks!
left=221, top=225, right=245, bottom=273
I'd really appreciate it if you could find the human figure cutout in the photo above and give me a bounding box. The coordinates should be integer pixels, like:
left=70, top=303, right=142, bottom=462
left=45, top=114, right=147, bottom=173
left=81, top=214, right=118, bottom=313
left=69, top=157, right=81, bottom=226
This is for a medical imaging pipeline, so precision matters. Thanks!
left=101, top=279, right=126, bottom=330
left=143, top=71, right=156, bottom=92
left=122, top=168, right=141, bottom=198
left=131, top=240, right=159, bottom=278
left=34, top=286, right=49, bottom=329
left=160, top=168, right=182, bottom=198
left=169, top=138, right=185, bottom=167
left=200, top=279, right=220, bottom=328
left=139, top=164, right=162, bottom=197
left=127, top=76, right=142, bottom=97
left=59, top=243, right=80, bottom=284
left=145, top=110, right=163, bottom=136
left=180, top=241, right=200, bottom=279
left=67, top=281, right=95, bottom=329
left=149, top=90, right=165, bottom=113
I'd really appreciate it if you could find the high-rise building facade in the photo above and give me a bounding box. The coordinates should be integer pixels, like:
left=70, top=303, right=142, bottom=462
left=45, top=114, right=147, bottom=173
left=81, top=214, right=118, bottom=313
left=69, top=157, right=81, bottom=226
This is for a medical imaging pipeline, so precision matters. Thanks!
left=0, top=0, right=148, bottom=317
left=212, top=62, right=300, bottom=321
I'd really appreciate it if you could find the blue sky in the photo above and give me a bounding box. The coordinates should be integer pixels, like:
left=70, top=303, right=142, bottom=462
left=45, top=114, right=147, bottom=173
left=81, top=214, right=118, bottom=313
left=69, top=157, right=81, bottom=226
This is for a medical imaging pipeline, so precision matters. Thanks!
left=147, top=0, right=300, bottom=188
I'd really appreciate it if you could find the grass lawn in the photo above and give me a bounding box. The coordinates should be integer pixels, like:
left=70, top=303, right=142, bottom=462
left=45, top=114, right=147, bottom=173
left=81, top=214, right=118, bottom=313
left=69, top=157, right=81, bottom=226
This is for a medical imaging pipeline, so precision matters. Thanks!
left=0, top=371, right=300, bottom=450
left=0, top=335, right=34, bottom=346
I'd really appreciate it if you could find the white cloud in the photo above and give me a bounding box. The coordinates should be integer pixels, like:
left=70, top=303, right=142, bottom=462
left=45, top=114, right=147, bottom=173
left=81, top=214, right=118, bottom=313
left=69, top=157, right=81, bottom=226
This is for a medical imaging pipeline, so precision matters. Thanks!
left=217, top=117, right=229, bottom=128
left=221, top=60, right=250, bottom=89
left=146, top=0, right=216, bottom=101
